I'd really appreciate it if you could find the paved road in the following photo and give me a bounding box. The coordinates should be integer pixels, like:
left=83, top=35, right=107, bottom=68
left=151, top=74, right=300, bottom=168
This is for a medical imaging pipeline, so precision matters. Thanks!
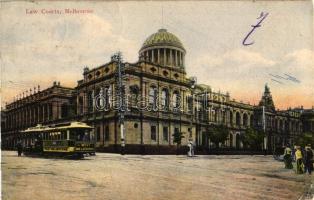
left=1, top=151, right=313, bottom=200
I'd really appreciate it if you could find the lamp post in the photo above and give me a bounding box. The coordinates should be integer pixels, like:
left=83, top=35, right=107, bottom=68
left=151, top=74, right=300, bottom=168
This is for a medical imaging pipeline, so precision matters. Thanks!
left=188, top=77, right=197, bottom=156
left=112, top=52, right=126, bottom=155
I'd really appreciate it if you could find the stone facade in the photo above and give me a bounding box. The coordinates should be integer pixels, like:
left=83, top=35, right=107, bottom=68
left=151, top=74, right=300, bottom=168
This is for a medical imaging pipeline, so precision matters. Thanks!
left=1, top=82, right=75, bottom=149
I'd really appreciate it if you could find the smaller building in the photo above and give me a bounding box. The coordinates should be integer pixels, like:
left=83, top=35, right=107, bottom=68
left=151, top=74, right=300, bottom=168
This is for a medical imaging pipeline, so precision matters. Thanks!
left=1, top=82, right=75, bottom=149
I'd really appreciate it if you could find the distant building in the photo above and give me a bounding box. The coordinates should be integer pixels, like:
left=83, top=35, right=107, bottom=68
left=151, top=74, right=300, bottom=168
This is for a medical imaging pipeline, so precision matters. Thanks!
left=2, top=29, right=313, bottom=153
left=1, top=82, right=75, bottom=149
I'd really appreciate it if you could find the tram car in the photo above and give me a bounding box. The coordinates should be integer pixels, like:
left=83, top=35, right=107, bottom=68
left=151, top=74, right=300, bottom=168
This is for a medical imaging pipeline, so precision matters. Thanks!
left=20, top=121, right=95, bottom=158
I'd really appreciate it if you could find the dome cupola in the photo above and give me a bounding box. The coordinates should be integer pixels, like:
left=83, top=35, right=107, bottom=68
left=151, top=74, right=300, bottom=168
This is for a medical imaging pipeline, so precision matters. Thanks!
left=139, top=29, right=186, bottom=69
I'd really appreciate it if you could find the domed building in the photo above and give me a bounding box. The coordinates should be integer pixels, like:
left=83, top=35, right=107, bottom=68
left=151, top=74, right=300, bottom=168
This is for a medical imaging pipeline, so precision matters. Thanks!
left=139, top=29, right=186, bottom=69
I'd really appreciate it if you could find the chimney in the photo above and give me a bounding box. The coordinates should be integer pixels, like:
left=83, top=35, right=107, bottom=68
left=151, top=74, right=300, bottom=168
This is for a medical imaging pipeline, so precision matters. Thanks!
left=38, top=85, right=40, bottom=92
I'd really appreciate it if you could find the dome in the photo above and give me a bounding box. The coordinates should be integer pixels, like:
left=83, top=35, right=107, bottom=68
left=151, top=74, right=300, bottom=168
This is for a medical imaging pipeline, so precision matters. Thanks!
left=140, top=29, right=185, bottom=51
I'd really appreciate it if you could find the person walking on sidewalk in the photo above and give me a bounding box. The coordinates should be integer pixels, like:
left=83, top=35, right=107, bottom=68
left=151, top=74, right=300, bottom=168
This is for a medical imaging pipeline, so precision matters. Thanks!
left=304, top=145, right=313, bottom=175
left=16, top=141, right=23, bottom=157
left=283, top=145, right=293, bottom=169
left=295, top=146, right=304, bottom=174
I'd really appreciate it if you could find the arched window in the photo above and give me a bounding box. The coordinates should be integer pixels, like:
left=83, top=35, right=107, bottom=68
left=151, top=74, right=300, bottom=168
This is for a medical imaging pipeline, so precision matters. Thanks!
left=61, top=103, right=68, bottom=118
left=236, top=112, right=241, bottom=126
left=149, top=86, right=157, bottom=106
left=222, top=111, right=226, bottom=123
left=78, top=96, right=83, bottom=114
left=236, top=134, right=241, bottom=149
left=172, top=91, right=180, bottom=109
left=105, top=126, right=110, bottom=141
left=87, top=91, right=94, bottom=112
left=279, top=120, right=283, bottom=131
left=161, top=88, right=169, bottom=109
left=229, top=133, right=233, bottom=147
left=230, top=112, right=233, bottom=125
left=243, top=114, right=248, bottom=127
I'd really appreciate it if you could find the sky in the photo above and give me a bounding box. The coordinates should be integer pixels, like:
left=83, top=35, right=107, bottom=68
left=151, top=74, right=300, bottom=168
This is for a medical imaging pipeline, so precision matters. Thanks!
left=1, top=1, right=313, bottom=110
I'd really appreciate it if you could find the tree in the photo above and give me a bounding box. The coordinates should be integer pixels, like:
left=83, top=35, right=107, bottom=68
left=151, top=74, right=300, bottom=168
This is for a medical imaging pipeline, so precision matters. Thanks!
left=172, top=131, right=185, bottom=155
left=296, top=132, right=314, bottom=147
left=242, top=128, right=265, bottom=150
left=208, top=125, right=229, bottom=149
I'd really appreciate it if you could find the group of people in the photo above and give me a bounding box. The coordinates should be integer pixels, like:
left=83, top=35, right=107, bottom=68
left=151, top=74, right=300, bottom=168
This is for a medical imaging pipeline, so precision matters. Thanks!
left=283, top=144, right=313, bottom=175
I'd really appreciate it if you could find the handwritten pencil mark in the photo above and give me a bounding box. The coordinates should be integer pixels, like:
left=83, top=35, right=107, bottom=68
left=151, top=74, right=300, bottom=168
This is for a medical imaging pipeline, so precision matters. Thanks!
left=271, top=79, right=284, bottom=84
left=268, top=73, right=301, bottom=85
left=242, top=12, right=269, bottom=46
left=284, top=73, right=301, bottom=83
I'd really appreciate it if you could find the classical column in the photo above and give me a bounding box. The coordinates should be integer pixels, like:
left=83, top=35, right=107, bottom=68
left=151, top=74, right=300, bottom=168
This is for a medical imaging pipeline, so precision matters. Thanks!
left=182, top=53, right=185, bottom=67
left=146, top=51, right=149, bottom=62
left=175, top=50, right=178, bottom=66
left=151, top=49, right=154, bottom=63
left=42, top=104, right=45, bottom=122
left=170, top=49, right=173, bottom=66
left=157, top=49, right=160, bottom=64
left=37, top=105, right=40, bottom=123
left=179, top=52, right=182, bottom=66
left=163, top=48, right=166, bottom=66
left=47, top=103, right=50, bottom=120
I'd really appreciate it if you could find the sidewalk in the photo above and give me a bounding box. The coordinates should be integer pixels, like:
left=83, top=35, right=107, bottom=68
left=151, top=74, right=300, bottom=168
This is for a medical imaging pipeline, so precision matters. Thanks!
left=299, top=176, right=314, bottom=200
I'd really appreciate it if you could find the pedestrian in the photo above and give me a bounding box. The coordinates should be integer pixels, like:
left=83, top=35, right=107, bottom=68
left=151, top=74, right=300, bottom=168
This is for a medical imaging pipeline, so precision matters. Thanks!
left=187, top=140, right=192, bottom=157
left=187, top=139, right=195, bottom=157
left=295, top=146, right=304, bottom=174
left=121, top=139, right=125, bottom=155
left=16, top=141, right=23, bottom=157
left=283, top=144, right=293, bottom=169
left=304, top=145, right=313, bottom=175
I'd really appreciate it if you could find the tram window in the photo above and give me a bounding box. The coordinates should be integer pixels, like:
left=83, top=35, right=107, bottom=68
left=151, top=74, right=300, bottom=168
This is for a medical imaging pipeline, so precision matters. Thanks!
left=70, top=130, right=76, bottom=140
left=61, top=131, right=65, bottom=140
left=71, top=129, right=92, bottom=142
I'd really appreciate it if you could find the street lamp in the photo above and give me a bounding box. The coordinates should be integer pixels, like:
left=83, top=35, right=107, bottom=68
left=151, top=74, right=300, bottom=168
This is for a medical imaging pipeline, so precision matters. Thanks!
left=188, top=77, right=197, bottom=157
left=111, top=52, right=126, bottom=155
left=189, top=77, right=196, bottom=139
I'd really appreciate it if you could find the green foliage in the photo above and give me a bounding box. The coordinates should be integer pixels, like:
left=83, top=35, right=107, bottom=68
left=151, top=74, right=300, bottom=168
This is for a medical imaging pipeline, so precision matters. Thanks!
left=172, top=131, right=185, bottom=146
left=208, top=125, right=229, bottom=148
left=296, top=132, right=314, bottom=147
left=242, top=128, right=265, bottom=150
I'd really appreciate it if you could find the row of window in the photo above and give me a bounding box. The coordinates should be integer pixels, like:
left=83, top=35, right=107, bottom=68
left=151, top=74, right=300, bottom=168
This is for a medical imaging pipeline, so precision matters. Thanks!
left=150, top=126, right=180, bottom=142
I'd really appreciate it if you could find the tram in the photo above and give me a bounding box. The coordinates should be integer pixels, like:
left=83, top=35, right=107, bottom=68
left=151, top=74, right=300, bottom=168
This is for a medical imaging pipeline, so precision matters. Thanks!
left=20, top=121, right=95, bottom=158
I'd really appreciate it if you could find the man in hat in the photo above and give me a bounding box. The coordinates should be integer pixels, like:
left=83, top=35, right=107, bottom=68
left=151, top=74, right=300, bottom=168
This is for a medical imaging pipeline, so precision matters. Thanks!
left=304, top=145, right=313, bottom=175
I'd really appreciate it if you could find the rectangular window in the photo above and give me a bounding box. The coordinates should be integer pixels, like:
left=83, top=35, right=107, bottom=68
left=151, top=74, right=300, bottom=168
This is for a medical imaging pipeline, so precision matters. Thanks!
left=96, top=127, right=101, bottom=142
left=163, top=126, right=168, bottom=141
left=174, top=127, right=179, bottom=135
left=105, top=126, right=110, bottom=141
left=151, top=125, right=156, bottom=141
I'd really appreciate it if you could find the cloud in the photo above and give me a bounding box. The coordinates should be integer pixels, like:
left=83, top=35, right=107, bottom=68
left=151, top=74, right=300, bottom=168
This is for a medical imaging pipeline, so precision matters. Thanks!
left=187, top=48, right=313, bottom=109
left=0, top=13, right=138, bottom=105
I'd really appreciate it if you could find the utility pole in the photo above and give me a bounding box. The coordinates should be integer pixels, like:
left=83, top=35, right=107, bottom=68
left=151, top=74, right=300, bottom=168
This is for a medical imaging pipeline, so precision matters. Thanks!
left=188, top=77, right=197, bottom=157
left=112, top=52, right=126, bottom=155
